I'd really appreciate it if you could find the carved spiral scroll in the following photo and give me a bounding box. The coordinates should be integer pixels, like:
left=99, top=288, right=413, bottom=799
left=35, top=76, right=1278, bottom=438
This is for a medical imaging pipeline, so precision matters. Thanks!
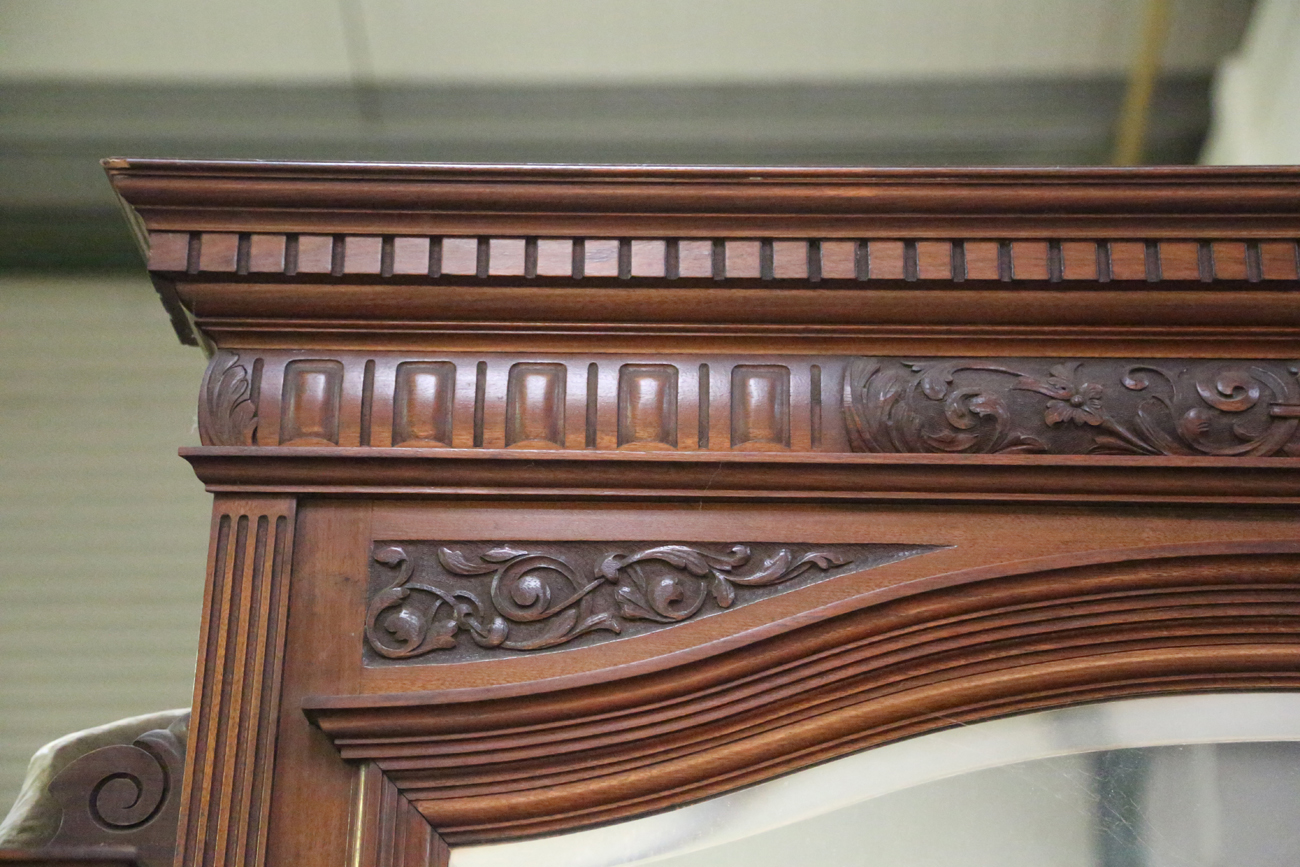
left=45, top=725, right=186, bottom=867
left=85, top=750, right=167, bottom=829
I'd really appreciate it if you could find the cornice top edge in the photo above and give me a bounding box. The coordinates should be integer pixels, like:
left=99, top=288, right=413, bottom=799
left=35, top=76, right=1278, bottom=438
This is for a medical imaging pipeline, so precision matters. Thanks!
left=103, top=158, right=1300, bottom=185
left=105, top=159, right=1300, bottom=222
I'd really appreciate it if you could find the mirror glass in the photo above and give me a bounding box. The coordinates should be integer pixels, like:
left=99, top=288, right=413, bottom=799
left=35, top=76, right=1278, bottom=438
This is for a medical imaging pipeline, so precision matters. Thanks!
left=452, top=693, right=1300, bottom=867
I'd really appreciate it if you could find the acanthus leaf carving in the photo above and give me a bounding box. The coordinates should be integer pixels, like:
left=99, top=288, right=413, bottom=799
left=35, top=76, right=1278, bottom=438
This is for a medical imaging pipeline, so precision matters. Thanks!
left=365, top=541, right=935, bottom=661
left=201, top=350, right=258, bottom=446
left=844, top=357, right=1300, bottom=457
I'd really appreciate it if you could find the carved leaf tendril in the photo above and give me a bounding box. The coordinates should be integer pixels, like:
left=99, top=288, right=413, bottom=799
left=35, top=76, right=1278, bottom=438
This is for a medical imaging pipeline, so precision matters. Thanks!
left=365, top=543, right=860, bottom=657
left=201, top=351, right=257, bottom=447
left=844, top=357, right=1300, bottom=457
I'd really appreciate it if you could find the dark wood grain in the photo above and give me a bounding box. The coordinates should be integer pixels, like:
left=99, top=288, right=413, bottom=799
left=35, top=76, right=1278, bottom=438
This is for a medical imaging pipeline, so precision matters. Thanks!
left=176, top=498, right=295, bottom=867
left=262, top=501, right=368, bottom=867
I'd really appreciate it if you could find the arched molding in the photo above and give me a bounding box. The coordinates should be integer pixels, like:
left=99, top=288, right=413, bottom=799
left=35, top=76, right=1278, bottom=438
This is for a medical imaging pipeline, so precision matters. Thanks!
left=306, top=541, right=1300, bottom=842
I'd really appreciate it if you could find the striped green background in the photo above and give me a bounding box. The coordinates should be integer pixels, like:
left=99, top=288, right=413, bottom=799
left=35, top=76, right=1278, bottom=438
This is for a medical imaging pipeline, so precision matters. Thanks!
left=0, top=274, right=210, bottom=808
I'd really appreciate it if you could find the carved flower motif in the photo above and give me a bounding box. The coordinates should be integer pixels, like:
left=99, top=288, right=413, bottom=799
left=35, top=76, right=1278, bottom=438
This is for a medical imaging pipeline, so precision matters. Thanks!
left=1018, top=364, right=1105, bottom=427
left=1046, top=383, right=1103, bottom=426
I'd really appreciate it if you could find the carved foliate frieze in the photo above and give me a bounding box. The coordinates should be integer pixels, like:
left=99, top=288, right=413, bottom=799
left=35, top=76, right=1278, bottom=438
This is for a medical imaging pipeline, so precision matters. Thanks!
left=198, top=351, right=1300, bottom=459
left=844, top=357, right=1300, bottom=456
left=364, top=541, right=938, bottom=662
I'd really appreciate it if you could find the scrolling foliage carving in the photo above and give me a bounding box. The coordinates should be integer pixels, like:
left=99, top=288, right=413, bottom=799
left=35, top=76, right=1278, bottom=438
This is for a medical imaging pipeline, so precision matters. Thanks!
left=201, top=351, right=258, bottom=446
left=844, top=357, right=1300, bottom=456
left=364, top=541, right=936, bottom=662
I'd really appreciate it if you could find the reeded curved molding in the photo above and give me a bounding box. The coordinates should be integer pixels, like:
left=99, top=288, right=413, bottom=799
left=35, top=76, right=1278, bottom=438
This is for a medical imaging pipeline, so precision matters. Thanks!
left=304, top=541, right=1300, bottom=843
left=454, top=692, right=1300, bottom=867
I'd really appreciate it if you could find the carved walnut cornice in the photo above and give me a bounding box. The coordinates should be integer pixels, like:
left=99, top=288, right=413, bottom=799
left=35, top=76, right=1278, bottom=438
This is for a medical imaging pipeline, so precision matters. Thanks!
left=105, top=162, right=1300, bottom=350
left=179, top=349, right=1300, bottom=505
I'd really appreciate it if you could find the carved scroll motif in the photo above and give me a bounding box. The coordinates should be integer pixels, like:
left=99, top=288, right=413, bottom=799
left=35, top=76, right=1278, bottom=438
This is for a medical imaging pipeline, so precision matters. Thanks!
left=365, top=542, right=936, bottom=661
left=843, top=358, right=1300, bottom=456
left=201, top=351, right=258, bottom=446
left=46, top=723, right=186, bottom=867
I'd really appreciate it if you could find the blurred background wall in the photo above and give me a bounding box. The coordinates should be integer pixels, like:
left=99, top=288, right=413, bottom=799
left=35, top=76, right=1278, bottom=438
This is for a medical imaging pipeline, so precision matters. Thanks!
left=0, top=0, right=1265, bottom=268
left=1, top=0, right=1297, bottom=811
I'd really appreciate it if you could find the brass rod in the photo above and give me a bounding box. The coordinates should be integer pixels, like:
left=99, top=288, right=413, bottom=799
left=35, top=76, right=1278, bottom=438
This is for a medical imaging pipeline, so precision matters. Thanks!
left=1112, top=0, right=1174, bottom=165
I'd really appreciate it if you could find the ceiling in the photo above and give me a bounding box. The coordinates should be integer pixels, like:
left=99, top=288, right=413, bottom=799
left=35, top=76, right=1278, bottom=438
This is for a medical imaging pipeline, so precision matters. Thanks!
left=1, top=0, right=1252, bottom=83
left=0, top=0, right=1257, bottom=268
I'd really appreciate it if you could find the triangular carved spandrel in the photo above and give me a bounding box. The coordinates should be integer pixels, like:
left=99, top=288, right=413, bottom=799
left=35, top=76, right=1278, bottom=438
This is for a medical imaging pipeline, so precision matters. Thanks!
left=365, top=541, right=941, bottom=663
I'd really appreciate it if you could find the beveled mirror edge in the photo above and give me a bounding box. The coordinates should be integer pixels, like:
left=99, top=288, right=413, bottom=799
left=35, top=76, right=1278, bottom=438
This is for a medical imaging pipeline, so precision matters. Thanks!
left=452, top=692, right=1300, bottom=867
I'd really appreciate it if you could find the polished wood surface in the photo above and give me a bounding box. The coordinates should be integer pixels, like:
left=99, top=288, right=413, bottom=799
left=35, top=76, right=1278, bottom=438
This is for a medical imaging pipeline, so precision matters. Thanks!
left=103, top=161, right=1300, bottom=867
left=0, top=848, right=139, bottom=867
